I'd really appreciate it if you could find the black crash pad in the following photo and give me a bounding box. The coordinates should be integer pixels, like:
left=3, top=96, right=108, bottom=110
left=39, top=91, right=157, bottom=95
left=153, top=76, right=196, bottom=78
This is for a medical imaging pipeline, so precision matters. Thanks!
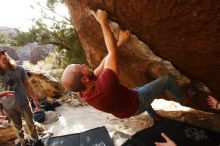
left=122, top=118, right=220, bottom=146
left=47, top=126, right=113, bottom=146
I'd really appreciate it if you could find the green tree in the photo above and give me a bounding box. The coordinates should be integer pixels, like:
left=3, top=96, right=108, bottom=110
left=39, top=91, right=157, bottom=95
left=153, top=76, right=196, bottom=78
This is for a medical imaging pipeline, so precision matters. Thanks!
left=11, top=28, right=38, bottom=46
left=0, top=33, right=6, bottom=44
left=12, top=0, right=86, bottom=68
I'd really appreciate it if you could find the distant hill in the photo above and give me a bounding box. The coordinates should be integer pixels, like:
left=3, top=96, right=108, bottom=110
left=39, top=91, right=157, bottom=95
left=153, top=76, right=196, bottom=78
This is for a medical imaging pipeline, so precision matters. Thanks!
left=0, top=26, right=18, bottom=38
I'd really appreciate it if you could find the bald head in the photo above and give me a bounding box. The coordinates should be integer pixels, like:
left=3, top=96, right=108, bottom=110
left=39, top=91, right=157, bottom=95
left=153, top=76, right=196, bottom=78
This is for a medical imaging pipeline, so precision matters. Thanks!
left=61, top=64, right=85, bottom=92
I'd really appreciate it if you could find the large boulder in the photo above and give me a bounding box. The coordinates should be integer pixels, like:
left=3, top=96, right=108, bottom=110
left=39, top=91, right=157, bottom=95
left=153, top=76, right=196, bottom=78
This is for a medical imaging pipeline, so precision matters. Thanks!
left=16, top=42, right=54, bottom=64
left=17, top=42, right=38, bottom=61
left=30, top=44, right=55, bottom=64
left=64, top=0, right=220, bottom=112
left=27, top=71, right=64, bottom=101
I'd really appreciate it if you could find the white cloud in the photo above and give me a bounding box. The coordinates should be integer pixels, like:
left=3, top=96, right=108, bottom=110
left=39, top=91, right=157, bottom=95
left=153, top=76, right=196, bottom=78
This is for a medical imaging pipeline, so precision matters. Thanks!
left=0, top=0, right=69, bottom=31
left=0, top=0, right=40, bottom=31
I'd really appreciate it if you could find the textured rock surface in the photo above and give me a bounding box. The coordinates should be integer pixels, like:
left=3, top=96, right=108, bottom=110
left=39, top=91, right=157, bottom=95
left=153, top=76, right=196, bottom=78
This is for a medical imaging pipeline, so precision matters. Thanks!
left=16, top=42, right=54, bottom=63
left=30, top=44, right=55, bottom=64
left=64, top=0, right=220, bottom=112
left=0, top=125, right=16, bottom=143
left=27, top=72, right=64, bottom=100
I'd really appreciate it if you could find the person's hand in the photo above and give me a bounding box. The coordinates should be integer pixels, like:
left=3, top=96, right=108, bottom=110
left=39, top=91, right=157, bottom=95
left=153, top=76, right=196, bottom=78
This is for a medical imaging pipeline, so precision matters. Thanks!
left=4, top=91, right=14, bottom=96
left=155, top=132, right=176, bottom=146
left=91, top=9, right=108, bottom=25
left=0, top=91, right=14, bottom=97
left=33, top=99, right=40, bottom=109
left=207, top=96, right=219, bottom=109
left=117, top=30, right=131, bottom=47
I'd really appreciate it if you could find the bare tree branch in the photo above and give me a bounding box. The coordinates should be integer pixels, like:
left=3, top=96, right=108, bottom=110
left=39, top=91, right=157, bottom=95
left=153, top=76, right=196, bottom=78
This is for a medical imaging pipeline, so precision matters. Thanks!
left=36, top=2, right=71, bottom=23
left=43, top=16, right=71, bottom=26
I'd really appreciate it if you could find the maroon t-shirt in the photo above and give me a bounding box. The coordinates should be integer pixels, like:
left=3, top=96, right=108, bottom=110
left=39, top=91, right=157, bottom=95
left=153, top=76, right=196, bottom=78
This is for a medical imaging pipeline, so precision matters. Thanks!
left=79, top=68, right=139, bottom=118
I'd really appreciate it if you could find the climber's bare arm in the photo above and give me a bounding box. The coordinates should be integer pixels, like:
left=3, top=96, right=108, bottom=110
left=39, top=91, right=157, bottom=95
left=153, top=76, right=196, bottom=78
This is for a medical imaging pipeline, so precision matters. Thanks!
left=94, top=56, right=106, bottom=77
left=92, top=10, right=118, bottom=75
left=94, top=29, right=131, bottom=77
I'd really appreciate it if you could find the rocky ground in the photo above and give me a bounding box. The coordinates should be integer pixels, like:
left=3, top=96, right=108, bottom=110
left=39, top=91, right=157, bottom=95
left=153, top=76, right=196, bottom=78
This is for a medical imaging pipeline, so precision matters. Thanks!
left=43, top=95, right=220, bottom=146
left=1, top=92, right=220, bottom=146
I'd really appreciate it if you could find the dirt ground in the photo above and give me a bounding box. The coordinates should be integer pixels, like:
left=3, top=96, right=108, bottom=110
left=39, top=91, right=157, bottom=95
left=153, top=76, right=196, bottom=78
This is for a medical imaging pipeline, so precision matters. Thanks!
left=44, top=98, right=220, bottom=146
left=1, top=97, right=220, bottom=146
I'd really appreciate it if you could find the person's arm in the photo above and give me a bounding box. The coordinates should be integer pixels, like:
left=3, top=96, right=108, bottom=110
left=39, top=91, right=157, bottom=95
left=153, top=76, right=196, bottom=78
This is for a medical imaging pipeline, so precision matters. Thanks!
left=24, top=79, right=40, bottom=108
left=0, top=91, right=14, bottom=97
left=93, top=10, right=118, bottom=75
left=94, top=57, right=106, bottom=77
left=93, top=30, right=131, bottom=77
left=207, top=96, right=220, bottom=110
left=155, top=132, right=177, bottom=146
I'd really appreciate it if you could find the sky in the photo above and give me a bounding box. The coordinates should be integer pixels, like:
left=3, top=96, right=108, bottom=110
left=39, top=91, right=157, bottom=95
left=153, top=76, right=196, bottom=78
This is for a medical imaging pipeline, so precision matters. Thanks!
left=0, top=0, right=69, bottom=31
